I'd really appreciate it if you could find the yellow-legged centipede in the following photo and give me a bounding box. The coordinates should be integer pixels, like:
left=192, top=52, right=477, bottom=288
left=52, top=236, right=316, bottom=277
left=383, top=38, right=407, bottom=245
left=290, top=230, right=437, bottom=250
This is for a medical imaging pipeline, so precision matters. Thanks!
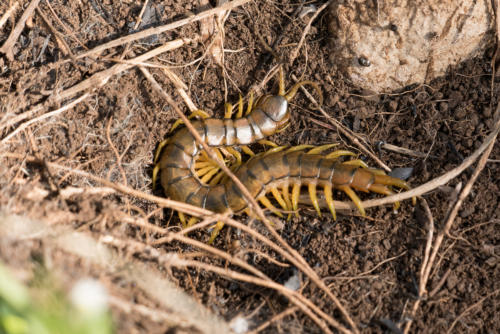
left=153, top=69, right=411, bottom=242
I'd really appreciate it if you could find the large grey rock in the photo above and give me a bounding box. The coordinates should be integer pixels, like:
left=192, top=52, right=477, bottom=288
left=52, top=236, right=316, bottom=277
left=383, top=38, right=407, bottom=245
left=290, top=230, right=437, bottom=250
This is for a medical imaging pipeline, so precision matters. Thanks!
left=328, top=0, right=495, bottom=93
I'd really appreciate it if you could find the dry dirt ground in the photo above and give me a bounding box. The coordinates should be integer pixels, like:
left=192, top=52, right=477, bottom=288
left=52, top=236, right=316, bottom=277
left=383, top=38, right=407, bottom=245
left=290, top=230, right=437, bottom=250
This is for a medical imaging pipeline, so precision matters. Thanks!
left=1, top=1, right=499, bottom=333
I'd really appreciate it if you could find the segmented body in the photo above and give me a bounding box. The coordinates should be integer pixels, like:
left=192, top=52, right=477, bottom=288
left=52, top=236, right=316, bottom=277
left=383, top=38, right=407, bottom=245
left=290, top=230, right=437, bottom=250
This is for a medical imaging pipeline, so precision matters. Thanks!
left=157, top=95, right=291, bottom=211
left=154, top=71, right=410, bottom=241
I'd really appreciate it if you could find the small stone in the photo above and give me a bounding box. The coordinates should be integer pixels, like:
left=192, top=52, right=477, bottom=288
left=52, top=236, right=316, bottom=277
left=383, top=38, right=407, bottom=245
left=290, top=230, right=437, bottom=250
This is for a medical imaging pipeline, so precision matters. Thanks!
left=439, top=101, right=449, bottom=113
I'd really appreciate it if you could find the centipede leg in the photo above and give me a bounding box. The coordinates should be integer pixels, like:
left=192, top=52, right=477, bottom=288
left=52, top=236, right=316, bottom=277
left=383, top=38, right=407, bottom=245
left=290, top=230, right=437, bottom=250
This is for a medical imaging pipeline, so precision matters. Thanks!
left=241, top=145, right=255, bottom=156
left=368, top=184, right=400, bottom=210
left=236, top=95, right=244, bottom=118
left=258, top=139, right=278, bottom=147
left=208, top=221, right=225, bottom=244
left=281, top=184, right=293, bottom=220
left=152, top=163, right=161, bottom=190
left=258, top=196, right=283, bottom=218
left=245, top=91, right=254, bottom=116
left=178, top=212, right=188, bottom=228
left=170, top=109, right=211, bottom=133
left=308, top=183, right=321, bottom=217
left=307, top=144, right=338, bottom=155
left=187, top=217, right=198, bottom=227
left=270, top=187, right=288, bottom=211
left=323, top=184, right=337, bottom=220
left=338, top=185, right=366, bottom=216
left=326, top=150, right=356, bottom=160
left=342, top=159, right=369, bottom=168
left=291, top=183, right=301, bottom=217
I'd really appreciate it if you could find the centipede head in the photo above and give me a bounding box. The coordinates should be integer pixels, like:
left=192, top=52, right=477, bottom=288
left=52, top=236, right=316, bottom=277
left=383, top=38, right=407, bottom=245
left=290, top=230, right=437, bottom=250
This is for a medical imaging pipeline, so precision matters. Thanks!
left=256, top=94, right=290, bottom=131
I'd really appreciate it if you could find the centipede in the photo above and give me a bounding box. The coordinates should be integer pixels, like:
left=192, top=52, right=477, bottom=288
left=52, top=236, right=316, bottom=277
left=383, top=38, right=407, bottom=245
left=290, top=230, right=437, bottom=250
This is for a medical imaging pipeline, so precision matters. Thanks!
left=153, top=68, right=411, bottom=242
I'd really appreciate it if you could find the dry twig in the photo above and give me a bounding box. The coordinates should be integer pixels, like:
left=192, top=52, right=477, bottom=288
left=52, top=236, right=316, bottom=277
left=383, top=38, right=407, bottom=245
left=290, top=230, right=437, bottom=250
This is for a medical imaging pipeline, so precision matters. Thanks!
left=0, top=0, right=41, bottom=61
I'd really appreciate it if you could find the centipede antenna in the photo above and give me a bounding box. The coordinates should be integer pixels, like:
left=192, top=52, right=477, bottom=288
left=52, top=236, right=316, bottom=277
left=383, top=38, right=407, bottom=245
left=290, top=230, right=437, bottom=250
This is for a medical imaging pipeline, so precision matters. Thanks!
left=338, top=185, right=366, bottom=216
left=278, top=66, right=286, bottom=96
left=284, top=80, right=323, bottom=107
left=323, top=184, right=336, bottom=220
left=308, top=183, right=321, bottom=217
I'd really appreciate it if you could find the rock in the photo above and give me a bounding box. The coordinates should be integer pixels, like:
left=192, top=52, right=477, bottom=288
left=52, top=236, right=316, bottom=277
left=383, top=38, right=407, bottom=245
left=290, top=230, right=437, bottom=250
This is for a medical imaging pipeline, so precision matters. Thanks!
left=328, top=0, right=495, bottom=93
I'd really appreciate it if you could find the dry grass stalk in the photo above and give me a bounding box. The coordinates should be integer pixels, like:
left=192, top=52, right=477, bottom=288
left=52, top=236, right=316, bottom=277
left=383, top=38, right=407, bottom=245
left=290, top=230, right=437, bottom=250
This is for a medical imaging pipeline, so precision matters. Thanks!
left=403, top=106, right=499, bottom=333
left=0, top=1, right=19, bottom=30
left=73, top=0, right=251, bottom=61
left=0, top=0, right=41, bottom=60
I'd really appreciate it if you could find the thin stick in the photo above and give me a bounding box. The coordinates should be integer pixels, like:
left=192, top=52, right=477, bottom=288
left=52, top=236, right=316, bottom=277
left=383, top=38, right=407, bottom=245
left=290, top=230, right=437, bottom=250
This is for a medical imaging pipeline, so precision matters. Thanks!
left=379, top=142, right=434, bottom=159
left=289, top=0, right=332, bottom=65
left=445, top=288, right=500, bottom=334
left=73, top=0, right=250, bottom=60
left=292, top=75, right=392, bottom=172
left=0, top=38, right=191, bottom=136
left=302, top=113, right=500, bottom=211
left=247, top=306, right=299, bottom=334
left=404, top=116, right=498, bottom=333
left=0, top=0, right=41, bottom=61
left=0, top=1, right=19, bottom=30
left=0, top=93, right=90, bottom=146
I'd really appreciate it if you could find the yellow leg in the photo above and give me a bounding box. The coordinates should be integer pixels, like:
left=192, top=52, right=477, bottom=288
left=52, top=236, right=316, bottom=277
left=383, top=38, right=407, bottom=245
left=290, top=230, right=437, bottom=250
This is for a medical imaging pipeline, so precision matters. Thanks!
left=170, top=109, right=211, bottom=132
left=236, top=94, right=244, bottom=118
left=291, top=183, right=301, bottom=217
left=152, top=163, right=161, bottom=191
left=200, top=167, right=220, bottom=184
left=258, top=139, right=278, bottom=147
left=178, top=212, right=188, bottom=228
left=245, top=91, right=254, bottom=116
left=224, top=103, right=233, bottom=119
left=307, top=144, right=338, bottom=155
left=187, top=217, right=198, bottom=227
left=338, top=185, right=365, bottom=216
left=263, top=145, right=288, bottom=156
left=308, top=183, right=321, bottom=217
left=270, top=187, right=288, bottom=211
left=258, top=196, right=283, bottom=218
left=225, top=146, right=242, bottom=165
left=342, top=159, right=369, bottom=168
left=324, top=184, right=336, bottom=220
left=326, top=150, right=356, bottom=160
left=154, top=139, right=169, bottom=164
left=281, top=184, right=293, bottom=220
left=241, top=145, right=255, bottom=156
left=209, top=170, right=226, bottom=186
left=208, top=221, right=225, bottom=244
left=196, top=166, right=216, bottom=177
left=287, top=144, right=314, bottom=153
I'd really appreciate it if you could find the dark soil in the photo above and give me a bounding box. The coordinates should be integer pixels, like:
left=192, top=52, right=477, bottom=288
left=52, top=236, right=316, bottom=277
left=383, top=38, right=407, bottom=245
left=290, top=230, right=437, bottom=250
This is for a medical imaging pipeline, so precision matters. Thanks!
left=1, top=1, right=499, bottom=333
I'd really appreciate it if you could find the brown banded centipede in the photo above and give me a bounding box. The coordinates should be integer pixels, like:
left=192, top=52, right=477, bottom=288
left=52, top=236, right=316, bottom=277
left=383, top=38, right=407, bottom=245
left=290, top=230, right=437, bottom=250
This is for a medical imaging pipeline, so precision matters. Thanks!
left=153, top=69, right=411, bottom=242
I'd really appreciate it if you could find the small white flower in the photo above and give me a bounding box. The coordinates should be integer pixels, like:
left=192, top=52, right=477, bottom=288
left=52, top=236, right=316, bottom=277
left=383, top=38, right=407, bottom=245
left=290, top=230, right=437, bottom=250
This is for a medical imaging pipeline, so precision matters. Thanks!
left=70, top=278, right=109, bottom=315
left=230, top=316, right=249, bottom=334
